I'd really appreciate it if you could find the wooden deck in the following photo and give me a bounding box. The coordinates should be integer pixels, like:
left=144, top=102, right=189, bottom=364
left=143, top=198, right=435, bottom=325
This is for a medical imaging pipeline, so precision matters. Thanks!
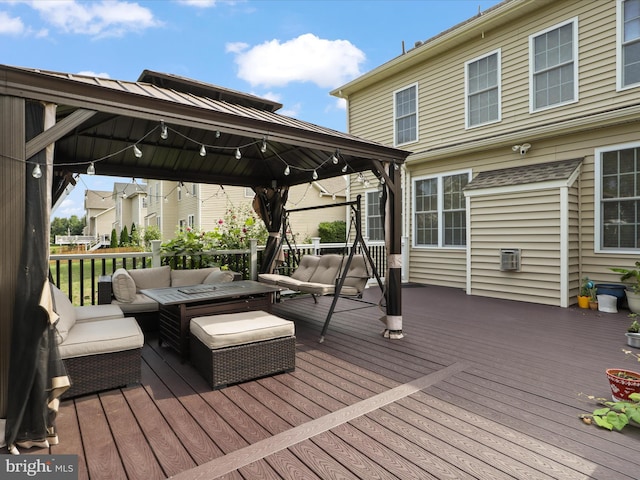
left=6, top=284, right=640, bottom=479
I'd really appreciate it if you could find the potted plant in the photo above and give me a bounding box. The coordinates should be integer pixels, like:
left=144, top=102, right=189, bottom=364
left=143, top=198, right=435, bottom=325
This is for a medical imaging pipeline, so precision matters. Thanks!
left=611, top=262, right=640, bottom=313
left=581, top=349, right=640, bottom=431
left=588, top=286, right=598, bottom=310
left=577, top=277, right=592, bottom=309
left=627, top=313, right=640, bottom=348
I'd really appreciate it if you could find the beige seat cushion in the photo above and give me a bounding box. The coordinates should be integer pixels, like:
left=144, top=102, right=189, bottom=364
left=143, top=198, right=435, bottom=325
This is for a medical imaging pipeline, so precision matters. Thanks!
left=296, top=282, right=336, bottom=296
left=59, top=316, right=144, bottom=359
left=51, top=284, right=77, bottom=344
left=128, top=265, right=171, bottom=292
left=75, top=304, right=124, bottom=323
left=290, top=255, right=320, bottom=281
left=170, top=267, right=218, bottom=287
left=308, top=254, right=342, bottom=285
left=112, top=294, right=159, bottom=314
left=191, top=311, right=294, bottom=350
left=256, top=273, right=281, bottom=286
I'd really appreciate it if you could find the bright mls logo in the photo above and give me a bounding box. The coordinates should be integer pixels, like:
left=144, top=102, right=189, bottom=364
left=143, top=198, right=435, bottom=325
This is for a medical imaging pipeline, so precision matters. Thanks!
left=1, top=455, right=77, bottom=479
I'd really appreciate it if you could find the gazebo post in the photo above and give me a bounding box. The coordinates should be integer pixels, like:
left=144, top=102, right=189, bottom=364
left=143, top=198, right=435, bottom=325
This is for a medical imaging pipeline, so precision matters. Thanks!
left=381, top=162, right=403, bottom=338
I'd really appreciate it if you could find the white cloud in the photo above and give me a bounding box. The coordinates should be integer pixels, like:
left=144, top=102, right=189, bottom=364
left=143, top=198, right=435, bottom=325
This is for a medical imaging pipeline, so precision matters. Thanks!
left=256, top=91, right=281, bottom=103
left=0, top=11, right=25, bottom=35
left=228, top=33, right=365, bottom=89
left=176, top=0, right=218, bottom=7
left=28, top=0, right=162, bottom=38
left=225, top=41, right=248, bottom=54
left=77, top=70, right=111, bottom=78
left=278, top=102, right=301, bottom=118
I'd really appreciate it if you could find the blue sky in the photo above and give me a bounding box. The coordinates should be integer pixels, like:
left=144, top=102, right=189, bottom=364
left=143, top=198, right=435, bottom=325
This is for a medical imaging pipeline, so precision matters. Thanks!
left=0, top=0, right=501, bottom=218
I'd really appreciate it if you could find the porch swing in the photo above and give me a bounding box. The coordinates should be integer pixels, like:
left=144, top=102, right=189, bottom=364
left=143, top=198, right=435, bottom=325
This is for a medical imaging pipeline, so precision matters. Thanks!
left=258, top=195, right=384, bottom=342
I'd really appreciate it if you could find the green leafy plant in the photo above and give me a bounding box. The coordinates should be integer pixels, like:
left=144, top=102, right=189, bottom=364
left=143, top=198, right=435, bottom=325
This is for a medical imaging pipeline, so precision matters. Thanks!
left=581, top=393, right=640, bottom=431
left=589, top=286, right=598, bottom=302
left=581, top=349, right=640, bottom=431
left=611, top=261, right=640, bottom=294
left=628, top=313, right=640, bottom=333
left=579, top=277, right=593, bottom=297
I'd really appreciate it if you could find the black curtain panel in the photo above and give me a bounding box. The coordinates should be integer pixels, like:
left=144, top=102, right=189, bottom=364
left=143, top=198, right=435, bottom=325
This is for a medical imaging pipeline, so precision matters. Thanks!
left=253, top=186, right=289, bottom=274
left=5, top=101, right=68, bottom=451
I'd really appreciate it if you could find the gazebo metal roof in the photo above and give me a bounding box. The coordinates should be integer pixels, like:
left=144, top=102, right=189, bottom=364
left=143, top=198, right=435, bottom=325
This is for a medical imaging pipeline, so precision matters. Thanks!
left=0, top=64, right=409, bottom=193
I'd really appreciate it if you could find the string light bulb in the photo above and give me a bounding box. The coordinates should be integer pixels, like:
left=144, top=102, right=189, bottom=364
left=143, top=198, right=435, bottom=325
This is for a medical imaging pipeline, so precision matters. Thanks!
left=284, top=165, right=290, bottom=176
left=87, top=162, right=95, bottom=175
left=199, top=144, right=207, bottom=157
left=160, top=121, right=168, bottom=140
left=341, top=164, right=348, bottom=173
left=32, top=163, right=42, bottom=179
left=133, top=144, right=142, bottom=158
left=261, top=138, right=267, bottom=153
left=235, top=148, right=242, bottom=160
left=312, top=169, right=318, bottom=180
left=215, top=131, right=221, bottom=138
left=331, top=154, right=339, bottom=164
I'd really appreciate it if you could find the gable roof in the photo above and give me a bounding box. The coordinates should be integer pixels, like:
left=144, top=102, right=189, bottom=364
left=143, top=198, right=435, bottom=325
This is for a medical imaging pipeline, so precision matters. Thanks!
left=464, top=158, right=583, bottom=191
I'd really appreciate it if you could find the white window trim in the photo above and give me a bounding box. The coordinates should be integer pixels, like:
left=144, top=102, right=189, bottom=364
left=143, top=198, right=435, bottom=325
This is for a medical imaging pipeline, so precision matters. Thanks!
left=617, top=0, right=640, bottom=91
left=412, top=169, right=471, bottom=249
left=364, top=189, right=384, bottom=242
left=464, top=48, right=502, bottom=129
left=595, top=141, right=640, bottom=253
left=529, top=17, right=579, bottom=113
left=393, top=82, right=419, bottom=147
left=188, top=214, right=195, bottom=229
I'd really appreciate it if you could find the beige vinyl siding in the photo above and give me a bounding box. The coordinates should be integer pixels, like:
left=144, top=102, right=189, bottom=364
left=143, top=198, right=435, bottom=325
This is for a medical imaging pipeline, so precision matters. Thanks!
left=347, top=1, right=631, bottom=155
left=469, top=189, right=563, bottom=306
left=409, top=249, right=467, bottom=288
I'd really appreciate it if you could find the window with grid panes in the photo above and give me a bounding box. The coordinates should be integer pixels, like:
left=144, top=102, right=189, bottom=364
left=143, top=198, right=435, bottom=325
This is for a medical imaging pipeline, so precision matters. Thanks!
left=531, top=19, right=577, bottom=110
left=599, top=145, right=640, bottom=249
left=466, top=50, right=500, bottom=127
left=414, top=172, right=469, bottom=247
left=366, top=191, right=384, bottom=241
left=621, top=0, right=640, bottom=88
left=394, top=84, right=417, bottom=145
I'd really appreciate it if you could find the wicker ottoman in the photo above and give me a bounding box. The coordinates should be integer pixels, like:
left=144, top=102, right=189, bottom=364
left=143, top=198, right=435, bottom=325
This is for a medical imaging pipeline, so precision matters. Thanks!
left=190, top=311, right=295, bottom=389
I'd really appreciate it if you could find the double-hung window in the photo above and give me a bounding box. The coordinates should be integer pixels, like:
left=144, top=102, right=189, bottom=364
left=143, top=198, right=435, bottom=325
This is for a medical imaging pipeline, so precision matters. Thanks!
left=394, top=84, right=418, bottom=146
left=366, top=190, right=384, bottom=241
left=596, top=142, right=640, bottom=251
left=530, top=18, right=578, bottom=111
left=466, top=50, right=501, bottom=128
left=413, top=171, right=470, bottom=248
left=619, top=0, right=640, bottom=89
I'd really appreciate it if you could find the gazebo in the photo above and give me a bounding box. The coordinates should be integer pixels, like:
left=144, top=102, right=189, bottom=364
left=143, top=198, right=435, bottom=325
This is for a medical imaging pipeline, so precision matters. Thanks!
left=0, top=64, right=410, bottom=449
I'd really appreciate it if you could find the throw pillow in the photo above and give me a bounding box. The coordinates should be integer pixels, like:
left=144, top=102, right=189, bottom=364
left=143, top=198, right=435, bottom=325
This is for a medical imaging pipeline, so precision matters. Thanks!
left=203, top=269, right=235, bottom=284
left=51, top=284, right=77, bottom=344
left=112, top=268, right=137, bottom=303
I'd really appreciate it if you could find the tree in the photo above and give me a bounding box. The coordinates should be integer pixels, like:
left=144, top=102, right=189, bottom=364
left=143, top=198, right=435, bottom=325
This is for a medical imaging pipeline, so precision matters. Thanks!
left=119, top=225, right=129, bottom=247
left=110, top=228, right=118, bottom=248
left=143, top=225, right=161, bottom=250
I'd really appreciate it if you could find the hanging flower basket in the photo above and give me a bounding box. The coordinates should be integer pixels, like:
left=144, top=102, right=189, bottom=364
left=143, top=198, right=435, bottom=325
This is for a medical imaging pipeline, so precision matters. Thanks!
left=606, top=369, right=640, bottom=401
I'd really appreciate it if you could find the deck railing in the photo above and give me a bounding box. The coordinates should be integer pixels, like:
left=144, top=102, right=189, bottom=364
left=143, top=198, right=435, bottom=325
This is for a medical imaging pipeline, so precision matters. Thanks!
left=50, top=237, right=400, bottom=306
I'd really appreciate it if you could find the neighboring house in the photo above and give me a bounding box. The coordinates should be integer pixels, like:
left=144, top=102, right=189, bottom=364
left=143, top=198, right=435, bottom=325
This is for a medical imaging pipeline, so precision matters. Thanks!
left=112, top=182, right=147, bottom=236
left=333, top=0, right=640, bottom=307
left=145, top=178, right=347, bottom=243
left=83, top=189, right=115, bottom=243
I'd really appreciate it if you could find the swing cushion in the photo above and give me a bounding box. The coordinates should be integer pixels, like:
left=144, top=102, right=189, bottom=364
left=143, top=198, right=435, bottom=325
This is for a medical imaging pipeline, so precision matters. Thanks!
left=259, top=255, right=321, bottom=287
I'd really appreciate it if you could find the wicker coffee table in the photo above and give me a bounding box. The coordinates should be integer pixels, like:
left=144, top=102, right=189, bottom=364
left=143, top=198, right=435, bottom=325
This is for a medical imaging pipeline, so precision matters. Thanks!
left=141, top=280, right=281, bottom=359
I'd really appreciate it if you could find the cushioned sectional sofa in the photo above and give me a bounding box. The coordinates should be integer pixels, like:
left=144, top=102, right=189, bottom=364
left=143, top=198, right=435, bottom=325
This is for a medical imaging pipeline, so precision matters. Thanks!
left=98, top=265, right=240, bottom=331
left=51, top=284, right=144, bottom=399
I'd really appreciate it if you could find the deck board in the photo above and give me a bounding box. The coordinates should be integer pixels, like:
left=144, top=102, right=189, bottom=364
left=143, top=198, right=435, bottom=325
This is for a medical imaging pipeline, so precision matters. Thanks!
left=5, top=284, right=640, bottom=479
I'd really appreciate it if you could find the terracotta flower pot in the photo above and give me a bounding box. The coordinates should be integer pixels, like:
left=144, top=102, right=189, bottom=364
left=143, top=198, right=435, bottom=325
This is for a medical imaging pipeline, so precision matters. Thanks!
left=589, top=301, right=598, bottom=310
left=606, top=369, right=640, bottom=401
